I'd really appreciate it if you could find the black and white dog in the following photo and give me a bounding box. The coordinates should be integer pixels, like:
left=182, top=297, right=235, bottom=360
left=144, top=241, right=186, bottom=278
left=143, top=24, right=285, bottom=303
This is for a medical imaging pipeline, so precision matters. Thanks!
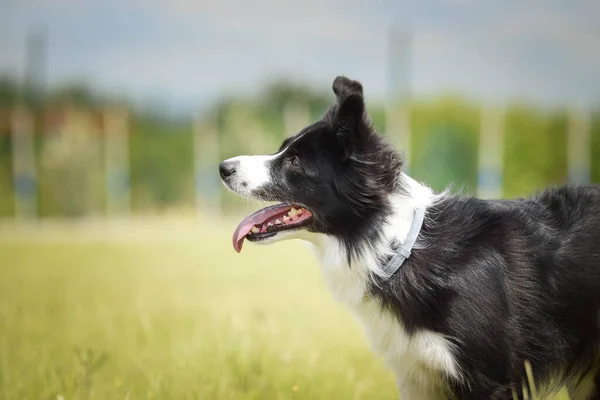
left=219, top=76, right=600, bottom=399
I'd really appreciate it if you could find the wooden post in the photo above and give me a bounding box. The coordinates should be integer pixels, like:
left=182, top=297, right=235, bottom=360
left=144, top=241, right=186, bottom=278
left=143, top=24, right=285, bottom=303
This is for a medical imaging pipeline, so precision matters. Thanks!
left=567, top=107, right=591, bottom=185
left=104, top=108, right=130, bottom=217
left=477, top=105, right=505, bottom=199
left=11, top=107, right=37, bottom=220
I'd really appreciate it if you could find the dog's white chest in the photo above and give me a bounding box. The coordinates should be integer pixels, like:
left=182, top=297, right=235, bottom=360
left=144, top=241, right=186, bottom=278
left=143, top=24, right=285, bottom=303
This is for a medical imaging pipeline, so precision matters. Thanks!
left=351, top=299, right=458, bottom=393
left=312, top=241, right=460, bottom=395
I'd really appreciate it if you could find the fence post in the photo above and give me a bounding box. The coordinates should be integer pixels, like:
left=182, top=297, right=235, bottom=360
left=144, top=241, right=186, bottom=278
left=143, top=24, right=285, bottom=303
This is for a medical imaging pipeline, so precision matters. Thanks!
left=193, top=115, right=221, bottom=218
left=104, top=108, right=130, bottom=218
left=567, top=107, right=591, bottom=185
left=477, top=105, right=504, bottom=199
left=11, top=107, right=37, bottom=220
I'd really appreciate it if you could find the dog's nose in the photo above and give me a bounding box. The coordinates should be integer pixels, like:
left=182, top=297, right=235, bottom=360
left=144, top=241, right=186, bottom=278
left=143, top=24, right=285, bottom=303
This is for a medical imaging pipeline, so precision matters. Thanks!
left=219, top=160, right=237, bottom=180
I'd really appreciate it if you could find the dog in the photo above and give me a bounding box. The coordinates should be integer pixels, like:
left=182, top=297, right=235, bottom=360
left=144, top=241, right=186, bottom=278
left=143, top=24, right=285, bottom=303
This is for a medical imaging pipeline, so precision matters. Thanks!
left=219, top=76, right=600, bottom=399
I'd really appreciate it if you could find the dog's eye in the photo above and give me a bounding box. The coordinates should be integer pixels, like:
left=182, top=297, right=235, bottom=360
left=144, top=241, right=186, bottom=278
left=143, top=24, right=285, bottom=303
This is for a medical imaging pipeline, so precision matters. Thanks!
left=288, top=156, right=300, bottom=168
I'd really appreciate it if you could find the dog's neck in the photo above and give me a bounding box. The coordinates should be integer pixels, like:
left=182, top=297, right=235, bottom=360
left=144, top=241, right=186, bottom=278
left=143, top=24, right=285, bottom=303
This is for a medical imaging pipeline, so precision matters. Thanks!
left=304, top=173, right=438, bottom=305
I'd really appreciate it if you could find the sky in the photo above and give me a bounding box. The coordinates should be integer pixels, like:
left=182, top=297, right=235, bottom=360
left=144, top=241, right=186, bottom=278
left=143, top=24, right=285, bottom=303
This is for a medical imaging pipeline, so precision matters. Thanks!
left=1, top=0, right=599, bottom=113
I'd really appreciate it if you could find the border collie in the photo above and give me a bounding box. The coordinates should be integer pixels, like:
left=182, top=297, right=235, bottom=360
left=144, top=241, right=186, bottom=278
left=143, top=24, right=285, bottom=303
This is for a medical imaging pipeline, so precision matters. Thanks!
left=219, top=76, right=600, bottom=399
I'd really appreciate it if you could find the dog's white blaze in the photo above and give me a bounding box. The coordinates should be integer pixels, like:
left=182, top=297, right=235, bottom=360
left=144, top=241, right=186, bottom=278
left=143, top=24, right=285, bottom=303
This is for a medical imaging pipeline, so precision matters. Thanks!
left=222, top=129, right=313, bottom=195
left=223, top=154, right=273, bottom=193
left=308, top=174, right=461, bottom=396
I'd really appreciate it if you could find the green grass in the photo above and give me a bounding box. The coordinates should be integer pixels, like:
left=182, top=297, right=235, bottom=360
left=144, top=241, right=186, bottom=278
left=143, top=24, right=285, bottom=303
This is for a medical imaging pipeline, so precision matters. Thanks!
left=0, top=219, right=397, bottom=400
left=0, top=219, right=572, bottom=400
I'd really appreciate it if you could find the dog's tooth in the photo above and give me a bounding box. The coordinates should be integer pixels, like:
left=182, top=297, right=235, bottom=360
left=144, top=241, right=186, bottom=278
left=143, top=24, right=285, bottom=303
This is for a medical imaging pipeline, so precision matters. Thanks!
left=297, top=208, right=304, bottom=215
left=283, top=216, right=290, bottom=223
left=251, top=226, right=260, bottom=233
left=275, top=219, right=282, bottom=225
left=290, top=208, right=298, bottom=216
left=267, top=222, right=273, bottom=227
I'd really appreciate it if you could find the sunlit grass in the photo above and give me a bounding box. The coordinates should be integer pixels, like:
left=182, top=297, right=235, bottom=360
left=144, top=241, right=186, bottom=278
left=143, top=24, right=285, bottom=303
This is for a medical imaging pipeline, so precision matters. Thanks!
left=0, top=218, right=573, bottom=399
left=0, top=219, right=396, bottom=400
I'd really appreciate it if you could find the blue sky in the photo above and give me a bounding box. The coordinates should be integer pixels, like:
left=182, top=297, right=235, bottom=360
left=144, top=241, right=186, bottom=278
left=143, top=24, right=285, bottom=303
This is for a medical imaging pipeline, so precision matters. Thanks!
left=1, top=0, right=599, bottom=113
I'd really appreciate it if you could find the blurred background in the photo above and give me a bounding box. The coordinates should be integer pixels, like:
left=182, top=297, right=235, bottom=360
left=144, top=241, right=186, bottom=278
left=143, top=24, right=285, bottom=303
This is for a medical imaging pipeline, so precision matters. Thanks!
left=0, top=1, right=598, bottom=399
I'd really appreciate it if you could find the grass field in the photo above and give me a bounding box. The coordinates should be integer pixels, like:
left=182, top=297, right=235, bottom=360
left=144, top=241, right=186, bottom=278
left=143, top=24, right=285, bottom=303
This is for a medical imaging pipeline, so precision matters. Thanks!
left=0, top=218, right=398, bottom=400
left=0, top=218, right=572, bottom=400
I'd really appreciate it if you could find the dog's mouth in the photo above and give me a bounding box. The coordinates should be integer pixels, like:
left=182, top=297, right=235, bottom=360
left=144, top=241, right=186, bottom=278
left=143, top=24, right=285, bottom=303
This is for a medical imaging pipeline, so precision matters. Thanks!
left=232, top=203, right=313, bottom=253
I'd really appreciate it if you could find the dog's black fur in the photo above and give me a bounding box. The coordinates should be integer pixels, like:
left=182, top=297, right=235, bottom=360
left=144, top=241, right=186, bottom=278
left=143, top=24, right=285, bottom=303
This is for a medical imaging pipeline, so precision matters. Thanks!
left=227, top=76, right=600, bottom=399
left=374, top=188, right=600, bottom=398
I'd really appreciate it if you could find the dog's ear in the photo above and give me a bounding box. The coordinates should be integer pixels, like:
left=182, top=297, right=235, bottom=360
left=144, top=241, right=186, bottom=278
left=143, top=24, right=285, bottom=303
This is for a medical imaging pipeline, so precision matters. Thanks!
left=332, top=76, right=366, bottom=160
left=333, top=76, right=363, bottom=99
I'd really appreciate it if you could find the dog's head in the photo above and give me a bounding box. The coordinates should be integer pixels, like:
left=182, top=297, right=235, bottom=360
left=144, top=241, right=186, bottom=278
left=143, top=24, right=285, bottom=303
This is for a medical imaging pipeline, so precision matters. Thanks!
left=220, top=76, right=404, bottom=253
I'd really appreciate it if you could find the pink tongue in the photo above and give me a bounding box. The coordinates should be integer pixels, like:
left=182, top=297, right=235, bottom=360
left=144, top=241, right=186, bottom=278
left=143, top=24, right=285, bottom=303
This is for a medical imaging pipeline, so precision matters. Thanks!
left=232, top=204, right=293, bottom=253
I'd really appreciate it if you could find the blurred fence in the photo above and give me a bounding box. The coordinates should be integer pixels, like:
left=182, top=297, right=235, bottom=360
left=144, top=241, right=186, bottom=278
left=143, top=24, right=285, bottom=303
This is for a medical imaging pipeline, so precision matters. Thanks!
left=0, top=98, right=598, bottom=220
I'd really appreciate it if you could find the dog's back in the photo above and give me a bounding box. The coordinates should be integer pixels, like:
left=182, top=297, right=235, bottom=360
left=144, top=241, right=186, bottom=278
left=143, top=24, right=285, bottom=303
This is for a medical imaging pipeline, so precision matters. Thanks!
left=424, top=185, right=600, bottom=399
